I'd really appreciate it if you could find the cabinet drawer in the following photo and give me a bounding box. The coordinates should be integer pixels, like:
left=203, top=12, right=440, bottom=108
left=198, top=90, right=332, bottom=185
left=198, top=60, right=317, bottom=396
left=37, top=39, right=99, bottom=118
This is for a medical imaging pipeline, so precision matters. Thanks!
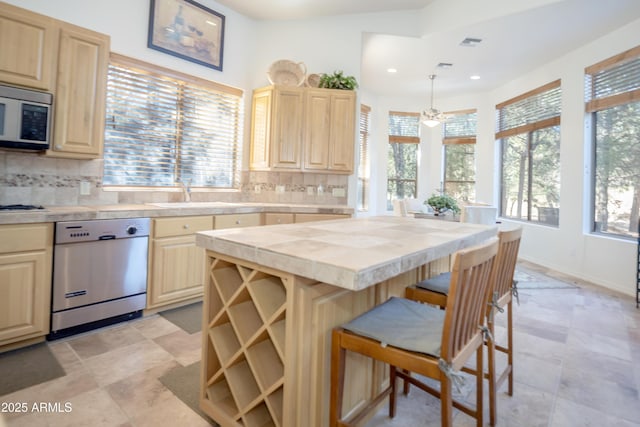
left=0, top=223, right=53, bottom=253
left=264, top=213, right=294, bottom=225
left=294, top=213, right=350, bottom=223
left=153, top=216, right=213, bottom=238
left=214, top=213, right=262, bottom=229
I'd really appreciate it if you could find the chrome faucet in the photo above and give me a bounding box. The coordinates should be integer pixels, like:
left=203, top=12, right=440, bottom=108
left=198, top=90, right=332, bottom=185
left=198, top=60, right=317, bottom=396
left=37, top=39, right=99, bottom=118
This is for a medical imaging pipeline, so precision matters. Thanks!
left=178, top=179, right=191, bottom=202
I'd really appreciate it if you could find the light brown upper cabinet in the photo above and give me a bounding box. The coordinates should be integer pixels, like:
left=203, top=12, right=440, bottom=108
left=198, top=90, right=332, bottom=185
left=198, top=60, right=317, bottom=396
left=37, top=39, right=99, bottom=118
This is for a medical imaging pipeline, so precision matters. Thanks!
left=250, top=85, right=305, bottom=170
left=47, top=22, right=110, bottom=158
left=0, top=2, right=57, bottom=91
left=249, top=85, right=356, bottom=174
left=304, top=89, right=356, bottom=172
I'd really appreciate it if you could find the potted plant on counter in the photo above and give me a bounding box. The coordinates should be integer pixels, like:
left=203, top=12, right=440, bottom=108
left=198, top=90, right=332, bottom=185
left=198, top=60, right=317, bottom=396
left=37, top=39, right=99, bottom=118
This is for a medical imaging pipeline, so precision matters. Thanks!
left=425, top=193, right=460, bottom=216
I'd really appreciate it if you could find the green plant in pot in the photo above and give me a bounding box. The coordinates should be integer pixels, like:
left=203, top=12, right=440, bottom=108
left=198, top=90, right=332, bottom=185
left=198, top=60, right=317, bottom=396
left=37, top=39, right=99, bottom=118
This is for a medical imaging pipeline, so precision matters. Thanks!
left=318, top=70, right=358, bottom=90
left=425, top=193, right=460, bottom=215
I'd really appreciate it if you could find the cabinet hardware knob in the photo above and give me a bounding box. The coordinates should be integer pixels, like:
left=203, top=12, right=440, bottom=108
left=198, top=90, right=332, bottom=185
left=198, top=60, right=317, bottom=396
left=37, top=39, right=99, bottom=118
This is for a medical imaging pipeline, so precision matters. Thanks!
left=184, top=224, right=189, bottom=229
left=235, top=220, right=241, bottom=224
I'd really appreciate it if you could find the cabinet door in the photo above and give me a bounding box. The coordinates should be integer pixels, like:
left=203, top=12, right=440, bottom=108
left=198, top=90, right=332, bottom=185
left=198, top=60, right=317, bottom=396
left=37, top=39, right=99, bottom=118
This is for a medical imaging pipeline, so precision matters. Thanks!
left=250, top=88, right=273, bottom=170
left=0, top=3, right=57, bottom=90
left=48, top=22, right=109, bottom=158
left=0, top=250, right=52, bottom=346
left=148, top=234, right=205, bottom=309
left=304, top=90, right=331, bottom=170
left=271, top=88, right=304, bottom=169
left=327, top=91, right=356, bottom=172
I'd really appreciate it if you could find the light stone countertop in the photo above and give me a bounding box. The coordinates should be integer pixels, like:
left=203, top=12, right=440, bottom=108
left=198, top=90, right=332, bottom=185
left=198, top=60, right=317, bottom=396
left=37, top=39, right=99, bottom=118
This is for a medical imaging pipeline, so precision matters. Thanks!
left=0, top=202, right=354, bottom=225
left=196, top=215, right=497, bottom=291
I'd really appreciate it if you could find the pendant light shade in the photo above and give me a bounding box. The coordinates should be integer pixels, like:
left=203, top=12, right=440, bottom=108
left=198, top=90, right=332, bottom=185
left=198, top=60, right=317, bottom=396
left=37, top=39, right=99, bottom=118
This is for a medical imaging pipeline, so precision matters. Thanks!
left=421, top=74, right=447, bottom=127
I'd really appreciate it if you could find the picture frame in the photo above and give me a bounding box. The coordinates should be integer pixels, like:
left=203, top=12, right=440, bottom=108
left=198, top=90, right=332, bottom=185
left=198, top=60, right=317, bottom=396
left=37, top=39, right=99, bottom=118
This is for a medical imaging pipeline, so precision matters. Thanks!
left=148, top=0, right=225, bottom=71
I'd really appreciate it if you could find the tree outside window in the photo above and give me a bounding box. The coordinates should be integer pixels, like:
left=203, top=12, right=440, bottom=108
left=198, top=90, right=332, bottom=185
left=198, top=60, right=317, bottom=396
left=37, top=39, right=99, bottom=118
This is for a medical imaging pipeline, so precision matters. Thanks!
left=387, top=111, right=420, bottom=210
left=443, top=110, right=477, bottom=202
left=497, top=81, right=561, bottom=226
left=587, top=46, right=640, bottom=239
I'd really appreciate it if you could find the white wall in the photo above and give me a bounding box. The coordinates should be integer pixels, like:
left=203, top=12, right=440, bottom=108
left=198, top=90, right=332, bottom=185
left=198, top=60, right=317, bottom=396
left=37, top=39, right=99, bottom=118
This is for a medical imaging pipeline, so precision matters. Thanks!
left=369, top=17, right=640, bottom=296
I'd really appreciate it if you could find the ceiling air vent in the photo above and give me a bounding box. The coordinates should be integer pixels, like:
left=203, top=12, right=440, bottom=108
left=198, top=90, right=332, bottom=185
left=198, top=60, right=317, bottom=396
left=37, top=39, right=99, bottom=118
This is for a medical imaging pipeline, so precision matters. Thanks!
left=460, top=37, right=482, bottom=47
left=436, top=62, right=453, bottom=69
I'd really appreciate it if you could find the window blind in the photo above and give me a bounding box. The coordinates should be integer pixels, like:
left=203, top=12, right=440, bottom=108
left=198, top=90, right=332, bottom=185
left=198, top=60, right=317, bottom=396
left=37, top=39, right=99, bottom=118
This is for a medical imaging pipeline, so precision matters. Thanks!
left=585, top=45, right=640, bottom=112
left=444, top=109, right=477, bottom=144
left=358, top=104, right=371, bottom=211
left=103, top=56, right=243, bottom=188
left=388, top=111, right=420, bottom=143
left=496, top=80, right=561, bottom=139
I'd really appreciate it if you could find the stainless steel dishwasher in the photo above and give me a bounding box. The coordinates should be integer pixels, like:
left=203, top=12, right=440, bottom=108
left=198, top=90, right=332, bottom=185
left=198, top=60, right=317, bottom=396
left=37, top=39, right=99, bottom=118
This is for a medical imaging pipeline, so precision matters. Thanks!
left=49, top=217, right=150, bottom=339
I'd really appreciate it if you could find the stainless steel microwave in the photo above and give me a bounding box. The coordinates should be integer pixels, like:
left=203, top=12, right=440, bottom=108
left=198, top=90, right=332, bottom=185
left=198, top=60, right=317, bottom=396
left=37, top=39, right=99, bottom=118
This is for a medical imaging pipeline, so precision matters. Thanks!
left=0, top=84, right=53, bottom=150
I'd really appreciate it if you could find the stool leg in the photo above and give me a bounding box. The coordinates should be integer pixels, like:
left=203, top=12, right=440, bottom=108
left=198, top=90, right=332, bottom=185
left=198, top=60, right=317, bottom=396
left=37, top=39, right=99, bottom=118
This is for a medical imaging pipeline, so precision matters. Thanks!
left=488, top=316, right=497, bottom=426
left=389, top=365, right=397, bottom=418
left=330, top=330, right=346, bottom=427
left=476, top=341, right=484, bottom=427
left=507, top=300, right=514, bottom=396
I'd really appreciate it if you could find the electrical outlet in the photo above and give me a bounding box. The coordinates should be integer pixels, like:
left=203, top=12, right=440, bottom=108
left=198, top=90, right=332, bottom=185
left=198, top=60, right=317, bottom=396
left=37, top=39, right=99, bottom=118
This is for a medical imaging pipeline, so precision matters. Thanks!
left=254, top=184, right=261, bottom=194
left=276, top=185, right=286, bottom=194
left=317, top=185, right=324, bottom=196
left=332, top=187, right=345, bottom=197
left=307, top=186, right=315, bottom=195
left=80, top=181, right=91, bottom=195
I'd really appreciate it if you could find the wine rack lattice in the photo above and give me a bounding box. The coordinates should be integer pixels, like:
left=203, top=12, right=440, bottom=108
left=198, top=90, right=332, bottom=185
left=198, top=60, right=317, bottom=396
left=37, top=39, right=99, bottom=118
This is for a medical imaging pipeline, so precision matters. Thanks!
left=202, top=257, right=287, bottom=427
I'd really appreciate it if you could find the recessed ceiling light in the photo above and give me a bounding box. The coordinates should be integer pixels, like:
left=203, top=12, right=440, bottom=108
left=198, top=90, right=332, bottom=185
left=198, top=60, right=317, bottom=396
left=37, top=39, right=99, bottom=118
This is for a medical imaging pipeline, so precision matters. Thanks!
left=387, top=68, right=397, bottom=73
left=470, top=75, right=481, bottom=80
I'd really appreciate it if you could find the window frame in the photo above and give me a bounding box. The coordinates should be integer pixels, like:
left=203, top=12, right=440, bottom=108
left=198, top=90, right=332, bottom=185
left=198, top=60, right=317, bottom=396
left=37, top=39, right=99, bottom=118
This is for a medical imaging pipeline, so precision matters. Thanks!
left=102, top=53, right=244, bottom=191
left=443, top=109, right=477, bottom=202
left=586, top=45, right=640, bottom=240
left=497, top=80, right=562, bottom=226
left=387, top=111, right=420, bottom=208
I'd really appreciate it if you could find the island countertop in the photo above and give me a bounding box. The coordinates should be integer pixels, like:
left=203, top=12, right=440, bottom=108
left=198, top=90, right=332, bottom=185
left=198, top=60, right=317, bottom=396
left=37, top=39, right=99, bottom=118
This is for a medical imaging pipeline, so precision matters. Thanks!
left=196, top=215, right=497, bottom=291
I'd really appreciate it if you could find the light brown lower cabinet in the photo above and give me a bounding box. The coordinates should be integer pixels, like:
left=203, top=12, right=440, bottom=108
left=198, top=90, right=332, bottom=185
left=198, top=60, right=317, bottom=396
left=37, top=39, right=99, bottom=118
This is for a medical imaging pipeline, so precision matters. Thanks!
left=0, top=223, right=53, bottom=351
left=147, top=216, right=213, bottom=310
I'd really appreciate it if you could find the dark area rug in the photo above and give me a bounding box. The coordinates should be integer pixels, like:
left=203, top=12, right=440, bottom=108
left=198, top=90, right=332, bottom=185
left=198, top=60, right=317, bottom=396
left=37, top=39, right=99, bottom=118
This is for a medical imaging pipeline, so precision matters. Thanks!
left=159, top=302, right=203, bottom=334
left=515, top=268, right=579, bottom=289
left=159, top=361, right=217, bottom=425
left=0, top=342, right=66, bottom=396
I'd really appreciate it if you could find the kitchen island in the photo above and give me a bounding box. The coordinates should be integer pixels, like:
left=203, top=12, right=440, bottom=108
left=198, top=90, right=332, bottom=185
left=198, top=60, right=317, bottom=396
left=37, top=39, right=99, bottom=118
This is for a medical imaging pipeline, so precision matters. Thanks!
left=195, top=216, right=497, bottom=427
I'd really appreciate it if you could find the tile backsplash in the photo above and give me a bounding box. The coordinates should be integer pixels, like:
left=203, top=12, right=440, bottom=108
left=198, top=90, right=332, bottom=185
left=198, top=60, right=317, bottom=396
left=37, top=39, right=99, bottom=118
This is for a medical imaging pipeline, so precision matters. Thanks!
left=0, top=150, right=349, bottom=206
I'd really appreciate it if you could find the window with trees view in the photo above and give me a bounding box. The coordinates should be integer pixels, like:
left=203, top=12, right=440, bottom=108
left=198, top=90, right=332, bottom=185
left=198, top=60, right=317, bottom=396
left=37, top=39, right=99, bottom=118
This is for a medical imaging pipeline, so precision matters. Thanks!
left=586, top=45, right=640, bottom=239
left=387, top=111, right=419, bottom=209
left=497, top=80, right=561, bottom=226
left=443, top=110, right=477, bottom=202
left=102, top=54, right=243, bottom=189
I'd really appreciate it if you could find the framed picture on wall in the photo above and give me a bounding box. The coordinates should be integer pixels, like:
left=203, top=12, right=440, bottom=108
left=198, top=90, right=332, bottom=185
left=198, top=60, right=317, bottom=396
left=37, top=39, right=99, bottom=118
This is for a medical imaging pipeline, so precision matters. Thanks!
left=148, top=0, right=225, bottom=71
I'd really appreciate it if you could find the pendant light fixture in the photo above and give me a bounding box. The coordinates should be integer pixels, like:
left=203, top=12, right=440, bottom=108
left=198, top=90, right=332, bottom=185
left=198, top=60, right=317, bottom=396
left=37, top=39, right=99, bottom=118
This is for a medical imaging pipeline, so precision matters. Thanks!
left=421, top=74, right=447, bottom=128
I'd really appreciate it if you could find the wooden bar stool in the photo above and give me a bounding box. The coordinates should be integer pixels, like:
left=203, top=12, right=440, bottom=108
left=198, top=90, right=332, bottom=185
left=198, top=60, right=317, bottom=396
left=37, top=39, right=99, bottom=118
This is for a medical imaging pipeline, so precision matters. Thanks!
left=406, top=227, right=522, bottom=426
left=330, top=238, right=499, bottom=427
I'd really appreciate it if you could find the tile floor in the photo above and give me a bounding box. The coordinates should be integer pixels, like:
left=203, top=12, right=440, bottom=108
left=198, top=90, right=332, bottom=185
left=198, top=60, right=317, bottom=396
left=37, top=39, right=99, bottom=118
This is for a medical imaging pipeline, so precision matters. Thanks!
left=0, top=261, right=639, bottom=427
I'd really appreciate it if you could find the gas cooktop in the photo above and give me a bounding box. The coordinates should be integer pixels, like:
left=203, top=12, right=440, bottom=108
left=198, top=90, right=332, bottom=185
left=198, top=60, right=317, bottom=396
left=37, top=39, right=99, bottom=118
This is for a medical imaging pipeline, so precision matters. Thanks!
left=0, top=204, right=45, bottom=211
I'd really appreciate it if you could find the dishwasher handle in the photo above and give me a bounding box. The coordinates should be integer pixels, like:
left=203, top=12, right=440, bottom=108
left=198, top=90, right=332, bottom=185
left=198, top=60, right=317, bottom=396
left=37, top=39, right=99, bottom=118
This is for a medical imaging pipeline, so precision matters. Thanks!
left=99, top=234, right=117, bottom=240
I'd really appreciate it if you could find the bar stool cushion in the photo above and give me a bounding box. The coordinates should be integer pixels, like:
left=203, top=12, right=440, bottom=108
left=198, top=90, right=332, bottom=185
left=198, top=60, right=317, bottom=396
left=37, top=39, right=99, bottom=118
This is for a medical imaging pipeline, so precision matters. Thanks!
left=342, top=297, right=445, bottom=357
left=416, top=272, right=451, bottom=295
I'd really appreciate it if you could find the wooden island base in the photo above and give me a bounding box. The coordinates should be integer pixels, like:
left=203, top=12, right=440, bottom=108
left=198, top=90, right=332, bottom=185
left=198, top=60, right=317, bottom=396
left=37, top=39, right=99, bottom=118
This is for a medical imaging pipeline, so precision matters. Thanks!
left=199, top=251, right=450, bottom=427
